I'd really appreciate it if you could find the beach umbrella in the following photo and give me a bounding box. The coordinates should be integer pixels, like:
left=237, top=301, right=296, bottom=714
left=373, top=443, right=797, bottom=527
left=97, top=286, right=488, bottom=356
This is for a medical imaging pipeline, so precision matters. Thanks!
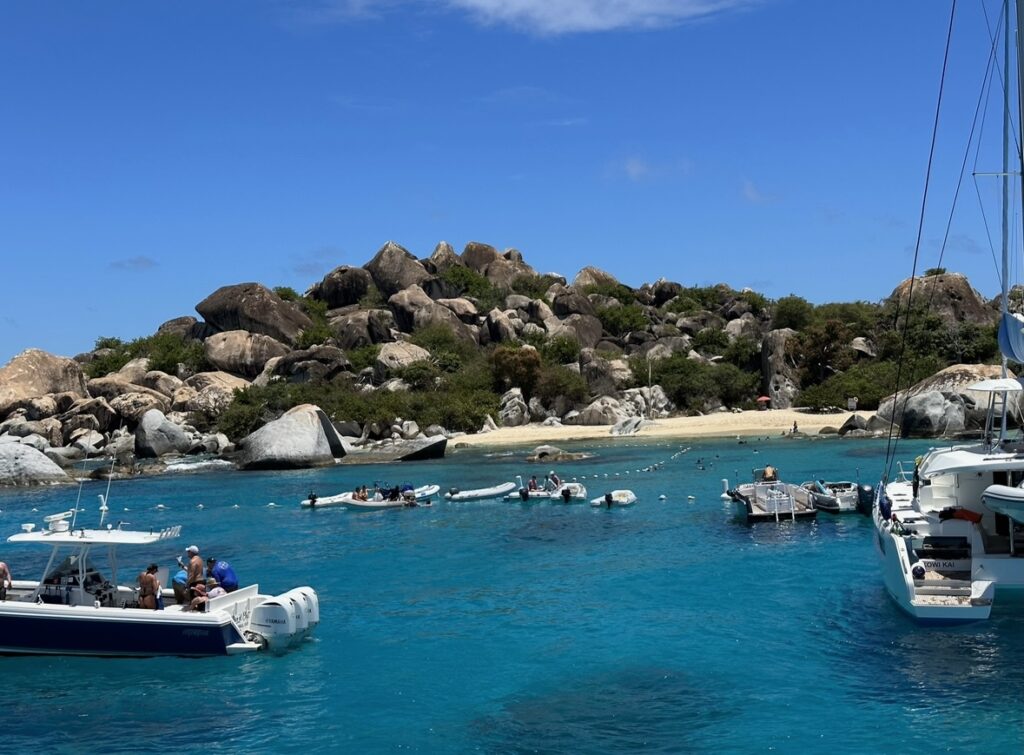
left=756, top=396, right=771, bottom=402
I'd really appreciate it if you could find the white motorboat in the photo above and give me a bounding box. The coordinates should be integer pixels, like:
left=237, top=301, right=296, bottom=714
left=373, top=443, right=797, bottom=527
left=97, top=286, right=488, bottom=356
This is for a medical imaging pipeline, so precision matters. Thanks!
left=445, top=481, right=517, bottom=501
left=727, top=468, right=816, bottom=523
left=301, top=484, right=439, bottom=509
left=791, top=480, right=860, bottom=514
left=0, top=497, right=318, bottom=656
left=874, top=3, right=1024, bottom=623
left=590, top=490, right=637, bottom=507
left=551, top=481, right=588, bottom=502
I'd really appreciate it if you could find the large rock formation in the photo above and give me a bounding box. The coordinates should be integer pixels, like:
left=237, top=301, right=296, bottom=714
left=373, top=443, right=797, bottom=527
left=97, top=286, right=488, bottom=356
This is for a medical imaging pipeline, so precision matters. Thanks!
left=196, top=283, right=312, bottom=346
left=0, top=443, right=70, bottom=486
left=134, top=409, right=191, bottom=458
left=875, top=363, right=1014, bottom=437
left=0, top=350, right=89, bottom=419
left=572, top=266, right=620, bottom=290
left=237, top=404, right=345, bottom=470
left=328, top=309, right=395, bottom=350
left=364, top=241, right=430, bottom=297
left=204, top=330, right=290, bottom=377
left=887, top=273, right=996, bottom=328
left=308, top=265, right=373, bottom=308
left=373, top=342, right=431, bottom=383
left=762, top=328, right=800, bottom=409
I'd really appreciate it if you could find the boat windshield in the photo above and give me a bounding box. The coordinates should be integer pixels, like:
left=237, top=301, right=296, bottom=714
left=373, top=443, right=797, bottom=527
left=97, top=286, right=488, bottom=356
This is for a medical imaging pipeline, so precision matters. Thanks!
left=43, top=554, right=105, bottom=588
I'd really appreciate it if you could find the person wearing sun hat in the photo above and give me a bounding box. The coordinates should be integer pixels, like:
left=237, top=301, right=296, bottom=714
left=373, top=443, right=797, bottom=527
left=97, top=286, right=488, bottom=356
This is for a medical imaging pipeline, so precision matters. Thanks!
left=187, top=580, right=208, bottom=612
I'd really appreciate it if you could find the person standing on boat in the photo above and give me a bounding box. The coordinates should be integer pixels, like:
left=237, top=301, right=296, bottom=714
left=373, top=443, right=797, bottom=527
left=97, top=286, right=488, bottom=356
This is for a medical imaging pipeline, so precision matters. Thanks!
left=206, top=557, right=239, bottom=593
left=171, top=565, right=189, bottom=604
left=185, top=545, right=204, bottom=596
left=0, top=561, right=11, bottom=601
left=137, top=564, right=159, bottom=610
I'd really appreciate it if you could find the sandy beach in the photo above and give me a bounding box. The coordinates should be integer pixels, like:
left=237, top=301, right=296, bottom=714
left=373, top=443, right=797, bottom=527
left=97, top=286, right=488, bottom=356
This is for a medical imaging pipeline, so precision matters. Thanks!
left=452, top=409, right=874, bottom=448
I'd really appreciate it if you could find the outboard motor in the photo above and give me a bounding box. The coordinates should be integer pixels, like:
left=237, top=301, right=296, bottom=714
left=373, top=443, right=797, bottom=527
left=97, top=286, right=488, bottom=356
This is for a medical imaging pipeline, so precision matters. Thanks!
left=281, top=591, right=310, bottom=641
left=561, top=487, right=572, bottom=503
left=250, top=598, right=298, bottom=653
left=519, top=488, right=529, bottom=501
left=604, top=492, right=613, bottom=508
left=858, top=484, right=875, bottom=516
left=292, top=586, right=319, bottom=630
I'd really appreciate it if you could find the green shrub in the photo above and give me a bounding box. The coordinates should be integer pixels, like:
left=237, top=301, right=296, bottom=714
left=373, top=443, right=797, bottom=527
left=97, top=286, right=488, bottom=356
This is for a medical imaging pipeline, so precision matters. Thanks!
left=723, top=336, right=760, bottom=370
left=397, top=361, right=441, bottom=391
left=737, top=290, right=769, bottom=316
left=534, top=364, right=588, bottom=404
left=441, top=266, right=504, bottom=309
left=581, top=282, right=636, bottom=305
left=491, top=346, right=542, bottom=396
left=692, top=328, right=730, bottom=355
left=295, top=321, right=334, bottom=349
left=924, top=267, right=946, bottom=277
left=772, top=295, right=813, bottom=331
left=796, top=359, right=934, bottom=411
left=273, top=286, right=300, bottom=302
left=357, top=284, right=386, bottom=310
left=541, top=335, right=581, bottom=365
left=598, top=303, right=647, bottom=337
left=510, top=274, right=559, bottom=299
left=346, top=344, right=380, bottom=371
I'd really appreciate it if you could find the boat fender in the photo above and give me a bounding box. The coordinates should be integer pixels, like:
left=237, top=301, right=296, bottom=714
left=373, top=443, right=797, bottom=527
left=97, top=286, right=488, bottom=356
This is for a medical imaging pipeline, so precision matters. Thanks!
left=912, top=564, right=926, bottom=580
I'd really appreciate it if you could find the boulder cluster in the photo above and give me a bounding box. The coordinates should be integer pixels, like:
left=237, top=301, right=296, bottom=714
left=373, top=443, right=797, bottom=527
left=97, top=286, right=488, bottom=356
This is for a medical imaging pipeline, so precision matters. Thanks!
left=0, top=241, right=1007, bottom=484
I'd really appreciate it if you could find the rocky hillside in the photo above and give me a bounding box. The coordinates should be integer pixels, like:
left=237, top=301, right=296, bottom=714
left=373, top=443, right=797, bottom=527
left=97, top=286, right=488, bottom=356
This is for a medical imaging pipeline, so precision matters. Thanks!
left=0, top=243, right=1006, bottom=483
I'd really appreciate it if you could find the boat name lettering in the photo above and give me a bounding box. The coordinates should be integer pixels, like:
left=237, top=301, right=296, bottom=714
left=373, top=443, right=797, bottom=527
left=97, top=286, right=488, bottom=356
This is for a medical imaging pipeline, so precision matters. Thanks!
left=921, top=560, right=955, bottom=569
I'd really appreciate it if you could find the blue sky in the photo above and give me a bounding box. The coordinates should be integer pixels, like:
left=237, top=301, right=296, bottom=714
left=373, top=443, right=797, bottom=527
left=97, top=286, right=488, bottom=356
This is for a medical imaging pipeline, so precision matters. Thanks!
left=0, top=0, right=1015, bottom=361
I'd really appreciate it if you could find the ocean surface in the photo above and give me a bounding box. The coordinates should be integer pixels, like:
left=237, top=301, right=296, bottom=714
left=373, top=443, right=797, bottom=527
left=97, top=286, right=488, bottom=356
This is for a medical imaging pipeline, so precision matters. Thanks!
left=0, top=435, right=1021, bottom=754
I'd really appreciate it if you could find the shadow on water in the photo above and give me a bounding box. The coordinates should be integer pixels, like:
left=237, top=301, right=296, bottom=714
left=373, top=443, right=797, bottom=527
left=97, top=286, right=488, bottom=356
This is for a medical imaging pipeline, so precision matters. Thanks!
left=469, top=665, right=728, bottom=754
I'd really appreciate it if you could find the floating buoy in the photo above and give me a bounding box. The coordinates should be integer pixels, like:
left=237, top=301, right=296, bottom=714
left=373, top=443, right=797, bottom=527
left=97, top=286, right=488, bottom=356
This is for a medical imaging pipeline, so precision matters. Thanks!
left=155, top=504, right=167, bottom=510
left=687, top=495, right=696, bottom=501
left=31, top=508, right=38, bottom=512
left=232, top=504, right=240, bottom=509
left=659, top=494, right=667, bottom=501
left=267, top=502, right=278, bottom=507
left=196, top=503, right=204, bottom=510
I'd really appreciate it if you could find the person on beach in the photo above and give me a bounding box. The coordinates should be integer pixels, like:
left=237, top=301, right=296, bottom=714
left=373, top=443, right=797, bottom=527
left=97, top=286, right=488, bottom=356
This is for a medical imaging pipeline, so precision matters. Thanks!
left=0, top=560, right=12, bottom=601
left=792, top=421, right=799, bottom=434
left=137, top=563, right=159, bottom=610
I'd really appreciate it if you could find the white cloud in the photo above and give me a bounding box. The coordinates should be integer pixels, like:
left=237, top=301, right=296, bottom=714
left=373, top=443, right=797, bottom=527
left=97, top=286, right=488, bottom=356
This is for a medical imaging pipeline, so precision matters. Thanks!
left=449, top=0, right=757, bottom=34
left=624, top=157, right=652, bottom=181
left=289, top=0, right=759, bottom=34
left=741, top=178, right=776, bottom=204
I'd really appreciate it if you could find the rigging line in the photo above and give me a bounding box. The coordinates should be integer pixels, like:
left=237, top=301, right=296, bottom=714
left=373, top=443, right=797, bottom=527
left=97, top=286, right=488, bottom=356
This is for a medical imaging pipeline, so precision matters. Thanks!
left=983, top=1, right=1023, bottom=161
left=931, top=12, right=1001, bottom=290
left=884, top=0, right=959, bottom=480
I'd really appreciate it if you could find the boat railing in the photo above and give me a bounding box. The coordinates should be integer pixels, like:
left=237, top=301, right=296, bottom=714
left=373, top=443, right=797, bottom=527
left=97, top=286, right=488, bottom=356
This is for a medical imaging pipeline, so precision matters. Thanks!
left=755, top=482, right=796, bottom=522
left=894, top=461, right=916, bottom=483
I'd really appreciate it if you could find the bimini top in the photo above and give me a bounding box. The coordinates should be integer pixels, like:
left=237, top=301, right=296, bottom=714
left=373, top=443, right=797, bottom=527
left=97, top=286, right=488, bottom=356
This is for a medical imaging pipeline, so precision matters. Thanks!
left=966, top=377, right=1024, bottom=393
left=7, top=519, right=182, bottom=547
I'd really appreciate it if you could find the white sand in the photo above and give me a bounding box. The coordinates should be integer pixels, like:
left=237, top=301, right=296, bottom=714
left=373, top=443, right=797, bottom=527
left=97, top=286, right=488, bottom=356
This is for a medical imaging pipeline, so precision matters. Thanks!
left=451, top=409, right=872, bottom=448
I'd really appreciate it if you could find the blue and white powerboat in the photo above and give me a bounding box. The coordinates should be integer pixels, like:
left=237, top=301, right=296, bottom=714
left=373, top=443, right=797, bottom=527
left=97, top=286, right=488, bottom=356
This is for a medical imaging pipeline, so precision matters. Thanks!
left=0, top=498, right=319, bottom=656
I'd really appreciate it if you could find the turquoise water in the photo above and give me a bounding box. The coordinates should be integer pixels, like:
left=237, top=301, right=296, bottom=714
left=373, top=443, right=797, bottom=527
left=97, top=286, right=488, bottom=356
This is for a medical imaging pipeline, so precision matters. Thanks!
left=0, top=436, right=1022, bottom=754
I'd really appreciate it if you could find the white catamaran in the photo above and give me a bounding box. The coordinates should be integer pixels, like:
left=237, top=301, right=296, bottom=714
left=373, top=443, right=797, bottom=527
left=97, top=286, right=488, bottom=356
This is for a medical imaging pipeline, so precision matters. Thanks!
left=874, top=0, right=1024, bottom=623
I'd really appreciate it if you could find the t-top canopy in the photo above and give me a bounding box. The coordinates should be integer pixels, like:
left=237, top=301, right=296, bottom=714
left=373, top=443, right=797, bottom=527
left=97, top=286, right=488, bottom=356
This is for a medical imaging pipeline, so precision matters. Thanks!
left=8, top=525, right=182, bottom=547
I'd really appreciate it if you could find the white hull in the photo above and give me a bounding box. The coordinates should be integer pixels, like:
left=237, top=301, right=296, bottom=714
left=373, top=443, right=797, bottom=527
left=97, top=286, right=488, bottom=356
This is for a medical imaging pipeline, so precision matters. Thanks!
left=590, top=490, right=637, bottom=507
left=302, top=484, right=439, bottom=508
left=445, top=482, right=517, bottom=501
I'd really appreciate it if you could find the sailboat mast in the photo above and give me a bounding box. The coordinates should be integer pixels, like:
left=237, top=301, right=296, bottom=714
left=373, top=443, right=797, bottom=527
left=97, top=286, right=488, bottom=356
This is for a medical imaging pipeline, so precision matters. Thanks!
left=1003, top=0, right=1011, bottom=322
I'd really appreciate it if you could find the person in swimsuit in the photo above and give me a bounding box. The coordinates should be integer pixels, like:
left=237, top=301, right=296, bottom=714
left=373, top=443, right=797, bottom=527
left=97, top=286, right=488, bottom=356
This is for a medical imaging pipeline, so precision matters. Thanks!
left=187, top=582, right=208, bottom=612
left=0, top=561, right=12, bottom=601
left=185, top=545, right=204, bottom=598
left=137, top=563, right=159, bottom=610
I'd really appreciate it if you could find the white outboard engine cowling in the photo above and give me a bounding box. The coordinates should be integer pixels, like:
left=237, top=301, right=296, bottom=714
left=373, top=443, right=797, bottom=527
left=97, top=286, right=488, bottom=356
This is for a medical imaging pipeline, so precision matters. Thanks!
left=288, top=587, right=319, bottom=634
left=250, top=598, right=298, bottom=653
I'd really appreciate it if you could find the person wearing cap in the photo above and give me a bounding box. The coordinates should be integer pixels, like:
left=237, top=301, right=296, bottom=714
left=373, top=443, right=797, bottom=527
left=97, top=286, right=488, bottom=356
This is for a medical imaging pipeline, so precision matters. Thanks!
left=185, top=545, right=204, bottom=598
left=187, top=581, right=208, bottom=612
left=206, top=557, right=239, bottom=593
left=137, top=563, right=159, bottom=610
left=549, top=470, right=561, bottom=487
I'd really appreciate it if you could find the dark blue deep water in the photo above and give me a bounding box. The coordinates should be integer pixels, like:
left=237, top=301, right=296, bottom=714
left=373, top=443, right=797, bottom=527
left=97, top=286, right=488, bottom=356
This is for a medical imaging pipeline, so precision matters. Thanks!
left=0, top=436, right=1021, bottom=754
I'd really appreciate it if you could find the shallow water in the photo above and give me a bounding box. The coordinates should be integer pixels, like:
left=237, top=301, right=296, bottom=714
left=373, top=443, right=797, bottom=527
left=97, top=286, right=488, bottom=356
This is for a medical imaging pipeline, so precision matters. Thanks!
left=0, top=436, right=1021, bottom=753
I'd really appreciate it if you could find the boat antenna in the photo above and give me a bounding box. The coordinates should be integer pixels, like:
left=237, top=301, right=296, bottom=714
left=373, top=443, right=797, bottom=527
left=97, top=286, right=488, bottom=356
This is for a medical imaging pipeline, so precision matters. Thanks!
left=98, top=453, right=116, bottom=528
